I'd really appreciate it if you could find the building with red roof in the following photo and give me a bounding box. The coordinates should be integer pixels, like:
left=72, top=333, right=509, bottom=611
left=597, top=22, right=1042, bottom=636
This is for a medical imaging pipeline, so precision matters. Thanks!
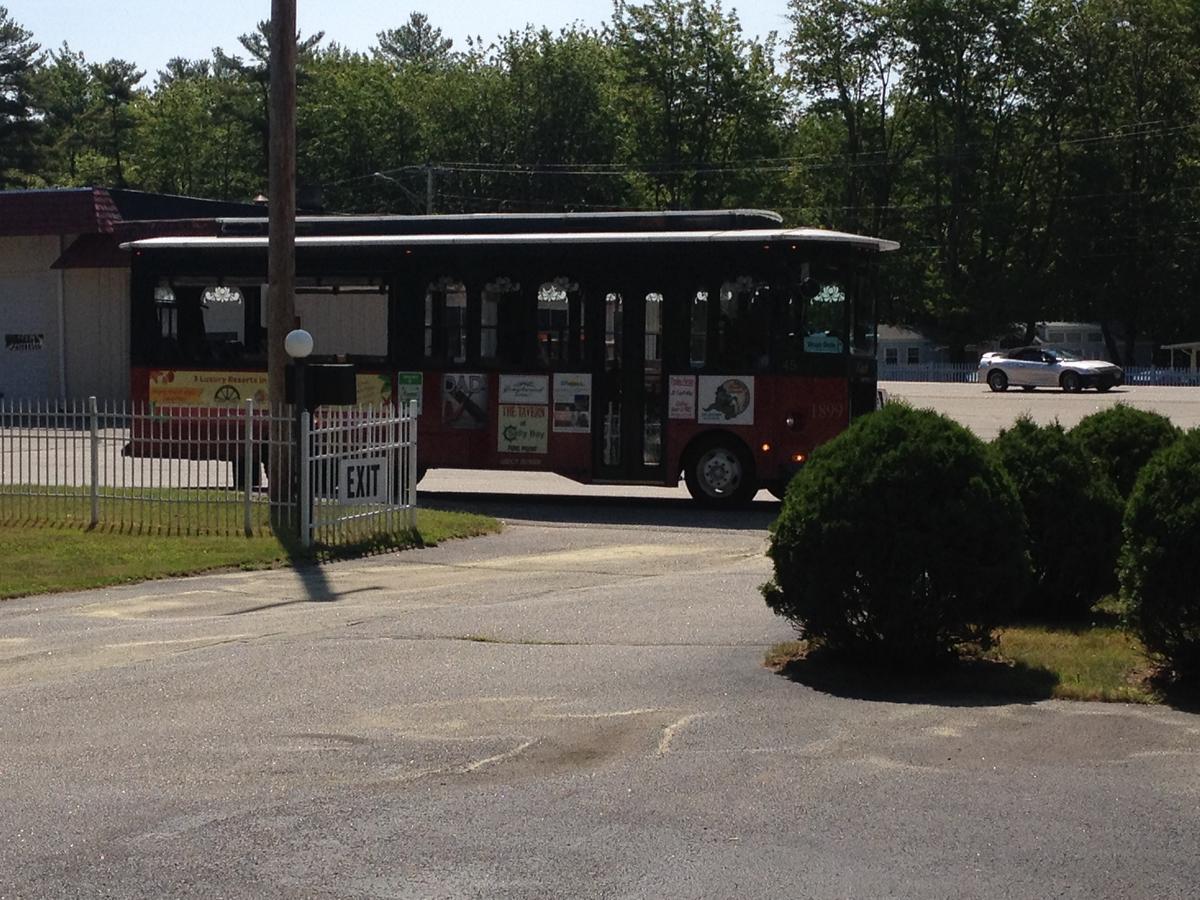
left=0, top=188, right=262, bottom=401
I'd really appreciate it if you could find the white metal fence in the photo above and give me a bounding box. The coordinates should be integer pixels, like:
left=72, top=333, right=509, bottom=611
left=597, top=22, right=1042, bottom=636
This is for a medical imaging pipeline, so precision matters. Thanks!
left=0, top=398, right=418, bottom=545
left=303, top=402, right=418, bottom=547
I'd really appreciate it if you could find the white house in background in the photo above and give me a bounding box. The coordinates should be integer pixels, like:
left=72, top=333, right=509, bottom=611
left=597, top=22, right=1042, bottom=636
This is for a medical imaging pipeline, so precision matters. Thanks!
left=876, top=324, right=950, bottom=367
left=1036, top=322, right=1107, bottom=359
left=1035, top=321, right=1155, bottom=365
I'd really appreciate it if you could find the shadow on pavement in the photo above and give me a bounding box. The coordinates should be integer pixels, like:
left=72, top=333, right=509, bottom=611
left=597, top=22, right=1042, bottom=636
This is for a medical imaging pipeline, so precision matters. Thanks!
left=419, top=489, right=780, bottom=531
left=776, top=652, right=1059, bottom=708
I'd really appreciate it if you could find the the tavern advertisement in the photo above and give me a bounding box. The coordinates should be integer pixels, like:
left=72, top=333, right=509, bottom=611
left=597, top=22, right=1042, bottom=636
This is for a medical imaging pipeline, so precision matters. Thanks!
left=498, top=404, right=549, bottom=453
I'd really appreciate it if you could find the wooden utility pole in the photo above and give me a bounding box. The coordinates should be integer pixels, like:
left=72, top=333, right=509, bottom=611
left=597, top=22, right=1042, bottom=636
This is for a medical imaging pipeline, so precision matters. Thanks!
left=267, top=0, right=297, bottom=518
left=267, top=0, right=297, bottom=409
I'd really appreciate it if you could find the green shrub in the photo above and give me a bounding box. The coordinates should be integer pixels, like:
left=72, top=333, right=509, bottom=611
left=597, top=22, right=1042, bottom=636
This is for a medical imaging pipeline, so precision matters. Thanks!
left=1119, top=429, right=1200, bottom=682
left=1070, top=405, right=1180, bottom=499
left=763, top=403, right=1029, bottom=669
left=991, top=417, right=1123, bottom=621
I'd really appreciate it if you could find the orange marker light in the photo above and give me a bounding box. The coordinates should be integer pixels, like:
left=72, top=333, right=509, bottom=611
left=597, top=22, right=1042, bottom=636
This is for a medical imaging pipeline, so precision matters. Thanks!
left=761, top=443, right=771, bottom=453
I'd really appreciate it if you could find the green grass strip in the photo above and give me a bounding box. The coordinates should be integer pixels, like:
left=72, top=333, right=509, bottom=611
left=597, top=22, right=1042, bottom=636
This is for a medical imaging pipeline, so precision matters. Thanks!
left=0, top=507, right=500, bottom=600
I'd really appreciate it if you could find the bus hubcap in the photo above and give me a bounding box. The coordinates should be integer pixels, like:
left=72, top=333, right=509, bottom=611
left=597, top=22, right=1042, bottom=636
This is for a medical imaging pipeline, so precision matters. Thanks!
left=699, top=448, right=741, bottom=495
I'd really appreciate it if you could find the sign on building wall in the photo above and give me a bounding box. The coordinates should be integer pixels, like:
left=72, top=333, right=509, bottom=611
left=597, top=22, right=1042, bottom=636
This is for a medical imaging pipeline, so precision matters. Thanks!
left=5, top=334, right=44, bottom=352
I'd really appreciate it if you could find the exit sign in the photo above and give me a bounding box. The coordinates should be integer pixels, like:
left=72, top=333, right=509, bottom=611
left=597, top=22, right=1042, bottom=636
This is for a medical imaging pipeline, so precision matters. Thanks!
left=339, top=457, right=389, bottom=504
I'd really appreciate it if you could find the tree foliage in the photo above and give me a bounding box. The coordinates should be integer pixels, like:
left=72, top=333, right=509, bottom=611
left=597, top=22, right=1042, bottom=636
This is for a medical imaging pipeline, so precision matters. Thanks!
left=4, top=2, right=1200, bottom=349
left=0, top=5, right=42, bottom=187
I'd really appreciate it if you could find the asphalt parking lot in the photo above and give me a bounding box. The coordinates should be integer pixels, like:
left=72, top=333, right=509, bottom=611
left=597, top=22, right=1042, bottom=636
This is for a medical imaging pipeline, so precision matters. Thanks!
left=882, top=381, right=1200, bottom=441
left=2, top=383, right=1199, bottom=898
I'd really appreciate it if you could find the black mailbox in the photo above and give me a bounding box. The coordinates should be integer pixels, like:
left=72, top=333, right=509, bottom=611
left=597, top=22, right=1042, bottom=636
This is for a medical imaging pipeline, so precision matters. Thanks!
left=286, top=362, right=357, bottom=409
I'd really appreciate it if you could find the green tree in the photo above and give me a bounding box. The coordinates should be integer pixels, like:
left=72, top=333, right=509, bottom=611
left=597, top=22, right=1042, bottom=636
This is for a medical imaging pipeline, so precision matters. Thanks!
left=0, top=5, right=42, bottom=187
left=297, top=46, right=424, bottom=212
left=84, top=59, right=145, bottom=187
left=492, top=26, right=627, bottom=210
left=212, top=20, right=325, bottom=185
left=374, top=12, right=456, bottom=69
left=29, top=43, right=91, bottom=184
left=134, top=63, right=260, bottom=200
left=612, top=0, right=784, bottom=208
left=1049, top=0, right=1200, bottom=361
left=785, top=0, right=911, bottom=236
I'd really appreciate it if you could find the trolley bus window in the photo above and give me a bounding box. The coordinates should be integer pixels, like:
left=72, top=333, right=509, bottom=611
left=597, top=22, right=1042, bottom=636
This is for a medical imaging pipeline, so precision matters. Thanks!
left=644, top=292, right=664, bottom=466
left=716, top=276, right=772, bottom=370
left=537, top=277, right=585, bottom=367
left=481, top=276, right=523, bottom=365
left=602, top=292, right=623, bottom=466
left=689, top=289, right=708, bottom=368
left=425, top=277, right=468, bottom=363
left=800, top=263, right=848, bottom=354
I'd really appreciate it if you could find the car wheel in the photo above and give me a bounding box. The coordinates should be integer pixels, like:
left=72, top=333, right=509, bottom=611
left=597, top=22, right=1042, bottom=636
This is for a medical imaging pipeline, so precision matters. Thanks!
left=1095, top=377, right=1114, bottom=392
left=684, top=435, right=756, bottom=507
left=987, top=370, right=1009, bottom=392
left=1060, top=371, right=1082, bottom=393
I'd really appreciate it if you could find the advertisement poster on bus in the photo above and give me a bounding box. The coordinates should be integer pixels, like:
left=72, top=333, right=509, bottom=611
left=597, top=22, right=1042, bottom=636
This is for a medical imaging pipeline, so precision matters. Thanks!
left=354, top=372, right=393, bottom=406
left=148, top=370, right=269, bottom=407
left=396, top=372, right=423, bottom=414
left=697, top=375, right=754, bottom=426
left=668, top=375, right=697, bottom=420
left=499, top=404, right=548, bottom=453
left=552, top=373, right=591, bottom=433
left=499, top=374, right=550, bottom=404
left=442, top=373, right=488, bottom=429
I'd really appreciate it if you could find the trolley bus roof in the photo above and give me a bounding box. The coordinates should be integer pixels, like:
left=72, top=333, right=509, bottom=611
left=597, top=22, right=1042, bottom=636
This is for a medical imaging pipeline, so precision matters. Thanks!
left=123, top=228, right=899, bottom=252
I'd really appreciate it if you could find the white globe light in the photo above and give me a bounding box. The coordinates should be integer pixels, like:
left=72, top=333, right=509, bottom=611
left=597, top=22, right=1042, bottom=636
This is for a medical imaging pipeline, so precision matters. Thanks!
left=284, top=329, right=314, bottom=359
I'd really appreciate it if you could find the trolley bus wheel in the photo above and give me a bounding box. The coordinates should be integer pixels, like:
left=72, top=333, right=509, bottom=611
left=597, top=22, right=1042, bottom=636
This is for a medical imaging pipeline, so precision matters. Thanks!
left=684, top=435, right=757, bottom=507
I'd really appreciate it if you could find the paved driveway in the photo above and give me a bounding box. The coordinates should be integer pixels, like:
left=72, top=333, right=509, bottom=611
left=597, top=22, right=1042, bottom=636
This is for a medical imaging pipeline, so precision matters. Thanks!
left=2, top=495, right=1198, bottom=898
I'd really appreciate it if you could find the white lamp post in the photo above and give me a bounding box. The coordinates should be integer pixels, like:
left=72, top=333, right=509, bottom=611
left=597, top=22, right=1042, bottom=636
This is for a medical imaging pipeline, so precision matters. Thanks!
left=284, top=328, right=313, bottom=361
left=284, top=328, right=314, bottom=545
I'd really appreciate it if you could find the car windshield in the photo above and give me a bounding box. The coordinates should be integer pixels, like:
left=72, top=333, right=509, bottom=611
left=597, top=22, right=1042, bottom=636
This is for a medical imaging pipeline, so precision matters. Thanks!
left=1047, top=348, right=1080, bottom=361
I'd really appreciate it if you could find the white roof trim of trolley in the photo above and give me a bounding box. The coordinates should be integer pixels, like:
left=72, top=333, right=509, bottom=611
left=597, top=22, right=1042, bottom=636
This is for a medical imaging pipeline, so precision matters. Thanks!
left=122, top=228, right=900, bottom=253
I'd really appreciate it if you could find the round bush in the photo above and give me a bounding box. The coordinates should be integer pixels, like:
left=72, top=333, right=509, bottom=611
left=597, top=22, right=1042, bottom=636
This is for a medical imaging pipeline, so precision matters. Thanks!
left=763, top=403, right=1029, bottom=669
left=1119, top=429, right=1200, bottom=681
left=991, top=417, right=1123, bottom=620
left=1070, top=405, right=1180, bottom=499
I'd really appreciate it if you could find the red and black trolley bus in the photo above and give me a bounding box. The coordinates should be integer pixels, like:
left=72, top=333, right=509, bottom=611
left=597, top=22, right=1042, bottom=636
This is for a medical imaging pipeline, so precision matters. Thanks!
left=126, top=209, right=897, bottom=505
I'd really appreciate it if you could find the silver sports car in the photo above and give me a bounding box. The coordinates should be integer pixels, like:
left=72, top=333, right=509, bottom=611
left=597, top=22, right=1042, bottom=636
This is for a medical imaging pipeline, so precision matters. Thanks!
left=978, top=346, right=1124, bottom=393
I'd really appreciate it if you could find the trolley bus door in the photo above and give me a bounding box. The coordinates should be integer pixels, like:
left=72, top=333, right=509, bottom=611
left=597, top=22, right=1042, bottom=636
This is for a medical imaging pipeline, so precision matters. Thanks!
left=593, top=290, right=667, bottom=483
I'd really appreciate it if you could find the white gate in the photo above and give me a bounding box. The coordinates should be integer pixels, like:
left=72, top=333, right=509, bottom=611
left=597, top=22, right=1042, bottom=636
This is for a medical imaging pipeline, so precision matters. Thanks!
left=301, top=401, right=418, bottom=547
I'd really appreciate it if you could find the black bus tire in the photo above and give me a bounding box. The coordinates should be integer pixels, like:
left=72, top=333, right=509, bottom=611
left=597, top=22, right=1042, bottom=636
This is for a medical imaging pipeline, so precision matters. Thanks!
left=683, top=435, right=757, bottom=507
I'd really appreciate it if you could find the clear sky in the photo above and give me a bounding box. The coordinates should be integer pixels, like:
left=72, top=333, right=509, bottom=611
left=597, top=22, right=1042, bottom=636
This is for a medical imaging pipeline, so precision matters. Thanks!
left=10, top=1, right=793, bottom=84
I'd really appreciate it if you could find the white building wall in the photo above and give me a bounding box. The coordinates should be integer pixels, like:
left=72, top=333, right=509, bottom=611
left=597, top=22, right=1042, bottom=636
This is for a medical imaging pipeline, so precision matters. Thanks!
left=0, top=235, right=63, bottom=400
left=64, top=267, right=131, bottom=402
